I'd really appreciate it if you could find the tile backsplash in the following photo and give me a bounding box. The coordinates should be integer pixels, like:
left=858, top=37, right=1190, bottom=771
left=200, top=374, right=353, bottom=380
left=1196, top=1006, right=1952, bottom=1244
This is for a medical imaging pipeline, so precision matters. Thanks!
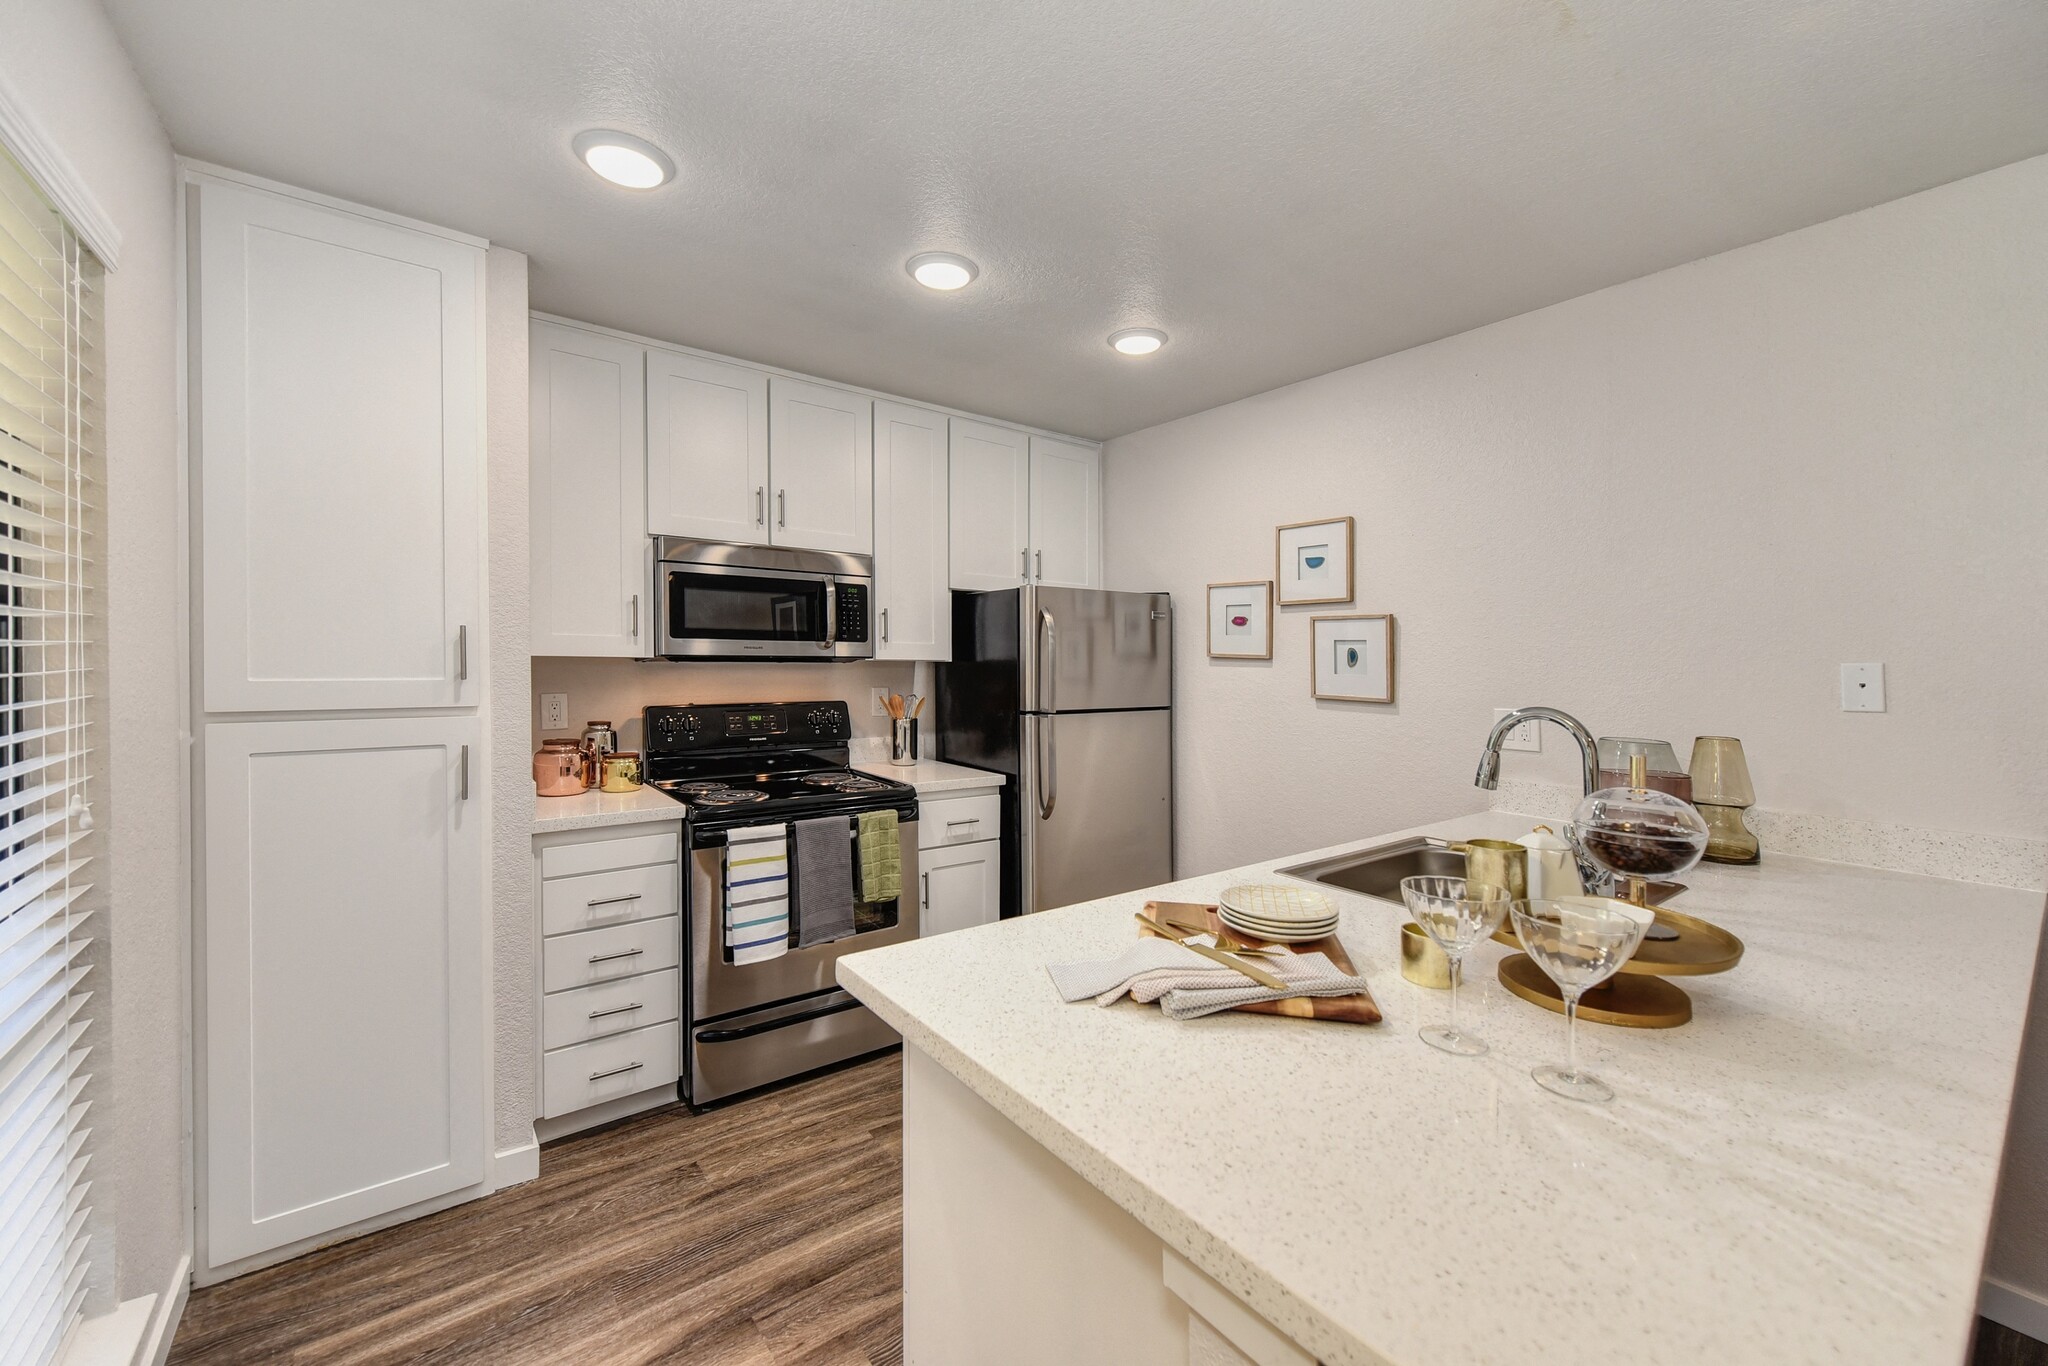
left=531, top=657, right=921, bottom=752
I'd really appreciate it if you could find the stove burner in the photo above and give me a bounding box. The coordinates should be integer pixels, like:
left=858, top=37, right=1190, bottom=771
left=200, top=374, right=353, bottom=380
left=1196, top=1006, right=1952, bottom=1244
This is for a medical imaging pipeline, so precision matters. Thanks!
left=686, top=788, right=769, bottom=806
left=667, top=780, right=741, bottom=796
left=799, top=773, right=890, bottom=793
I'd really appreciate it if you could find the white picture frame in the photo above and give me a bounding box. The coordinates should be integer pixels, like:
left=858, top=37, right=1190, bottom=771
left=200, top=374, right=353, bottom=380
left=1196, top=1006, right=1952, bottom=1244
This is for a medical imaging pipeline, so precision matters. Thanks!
left=1207, top=581, right=1273, bottom=659
left=1311, top=613, right=1394, bottom=703
left=1276, top=516, right=1354, bottom=606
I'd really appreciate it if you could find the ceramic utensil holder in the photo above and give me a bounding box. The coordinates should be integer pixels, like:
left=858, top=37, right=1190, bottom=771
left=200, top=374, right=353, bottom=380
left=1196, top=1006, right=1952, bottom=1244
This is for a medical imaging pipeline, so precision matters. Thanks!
left=890, top=717, right=918, bottom=766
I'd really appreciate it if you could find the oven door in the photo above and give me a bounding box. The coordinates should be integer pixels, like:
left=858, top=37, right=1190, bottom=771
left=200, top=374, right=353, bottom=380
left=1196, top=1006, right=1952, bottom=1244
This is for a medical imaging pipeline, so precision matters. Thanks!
left=687, top=818, right=920, bottom=1021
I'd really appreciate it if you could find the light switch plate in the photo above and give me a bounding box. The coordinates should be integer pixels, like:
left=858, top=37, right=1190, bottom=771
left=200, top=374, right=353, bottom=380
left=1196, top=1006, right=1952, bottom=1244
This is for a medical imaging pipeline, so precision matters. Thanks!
left=1840, top=663, right=1885, bottom=712
left=1493, top=709, right=1541, bottom=752
left=539, top=693, right=569, bottom=731
left=870, top=687, right=892, bottom=718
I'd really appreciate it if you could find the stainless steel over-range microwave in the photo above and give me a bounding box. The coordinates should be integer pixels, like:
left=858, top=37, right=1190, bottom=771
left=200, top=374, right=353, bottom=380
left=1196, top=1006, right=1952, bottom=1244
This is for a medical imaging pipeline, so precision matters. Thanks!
left=649, top=537, right=874, bottom=661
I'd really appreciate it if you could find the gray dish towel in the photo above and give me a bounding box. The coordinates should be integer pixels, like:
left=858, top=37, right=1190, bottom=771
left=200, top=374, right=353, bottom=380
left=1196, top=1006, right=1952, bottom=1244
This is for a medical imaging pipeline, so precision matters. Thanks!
left=793, top=816, right=856, bottom=948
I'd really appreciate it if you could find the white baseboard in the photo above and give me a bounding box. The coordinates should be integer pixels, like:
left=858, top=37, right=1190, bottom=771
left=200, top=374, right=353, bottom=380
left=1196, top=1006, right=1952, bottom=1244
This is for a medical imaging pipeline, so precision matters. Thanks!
left=493, top=1134, right=540, bottom=1189
left=1981, top=1276, right=2048, bottom=1343
left=58, top=1250, right=190, bottom=1366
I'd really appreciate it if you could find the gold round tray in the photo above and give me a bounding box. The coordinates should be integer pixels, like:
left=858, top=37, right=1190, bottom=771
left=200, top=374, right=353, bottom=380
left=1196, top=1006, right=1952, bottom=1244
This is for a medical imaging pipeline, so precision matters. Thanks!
left=1491, top=905, right=1742, bottom=978
left=1497, top=954, right=1694, bottom=1029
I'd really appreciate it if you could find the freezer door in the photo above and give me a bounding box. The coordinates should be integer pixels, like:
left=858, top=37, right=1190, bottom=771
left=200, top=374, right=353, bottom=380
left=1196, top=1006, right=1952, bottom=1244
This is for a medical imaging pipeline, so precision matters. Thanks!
left=1021, top=587, right=1172, bottom=713
left=1020, top=709, right=1173, bottom=913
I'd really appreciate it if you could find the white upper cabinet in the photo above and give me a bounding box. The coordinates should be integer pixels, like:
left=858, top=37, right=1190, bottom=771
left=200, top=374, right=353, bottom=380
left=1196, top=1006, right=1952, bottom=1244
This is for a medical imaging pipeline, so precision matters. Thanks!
left=530, top=322, right=648, bottom=657
left=873, top=401, right=951, bottom=661
left=196, top=179, right=482, bottom=711
left=769, top=377, right=873, bottom=554
left=949, top=419, right=1031, bottom=591
left=647, top=348, right=769, bottom=544
left=1028, top=435, right=1103, bottom=589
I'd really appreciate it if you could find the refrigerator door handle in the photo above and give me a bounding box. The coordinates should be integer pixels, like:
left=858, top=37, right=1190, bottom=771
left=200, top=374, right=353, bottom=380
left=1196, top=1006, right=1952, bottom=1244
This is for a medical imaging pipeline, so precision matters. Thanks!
left=1037, top=713, right=1058, bottom=820
left=1038, top=606, right=1056, bottom=714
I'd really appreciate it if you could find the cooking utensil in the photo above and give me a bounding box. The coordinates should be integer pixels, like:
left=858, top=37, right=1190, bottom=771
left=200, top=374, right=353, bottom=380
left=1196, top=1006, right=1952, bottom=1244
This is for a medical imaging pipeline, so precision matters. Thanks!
left=1133, top=912, right=1287, bottom=990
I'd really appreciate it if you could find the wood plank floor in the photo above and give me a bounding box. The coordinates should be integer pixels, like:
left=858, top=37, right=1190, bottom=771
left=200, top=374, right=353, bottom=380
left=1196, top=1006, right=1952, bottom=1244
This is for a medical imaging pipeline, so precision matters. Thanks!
left=169, top=1055, right=904, bottom=1366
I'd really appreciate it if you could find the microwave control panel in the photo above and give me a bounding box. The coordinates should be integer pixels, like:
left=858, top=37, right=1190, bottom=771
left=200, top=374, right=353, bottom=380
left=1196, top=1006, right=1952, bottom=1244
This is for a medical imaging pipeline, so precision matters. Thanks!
left=833, top=583, right=870, bottom=643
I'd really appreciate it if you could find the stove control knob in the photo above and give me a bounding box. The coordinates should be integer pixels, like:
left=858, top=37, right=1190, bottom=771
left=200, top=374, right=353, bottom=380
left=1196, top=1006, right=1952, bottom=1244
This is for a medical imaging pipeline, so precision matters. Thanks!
left=679, top=714, right=701, bottom=741
left=806, top=707, right=838, bottom=735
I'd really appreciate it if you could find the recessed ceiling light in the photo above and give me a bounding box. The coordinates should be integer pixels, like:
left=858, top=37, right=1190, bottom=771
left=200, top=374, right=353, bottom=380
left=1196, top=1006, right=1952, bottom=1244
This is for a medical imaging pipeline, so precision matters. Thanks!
left=1109, top=328, right=1167, bottom=356
left=572, top=130, right=675, bottom=189
left=907, top=252, right=979, bottom=291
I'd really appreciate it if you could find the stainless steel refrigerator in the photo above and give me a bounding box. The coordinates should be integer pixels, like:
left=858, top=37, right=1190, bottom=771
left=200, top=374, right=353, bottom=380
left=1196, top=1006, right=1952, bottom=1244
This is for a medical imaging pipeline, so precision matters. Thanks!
left=935, top=586, right=1173, bottom=917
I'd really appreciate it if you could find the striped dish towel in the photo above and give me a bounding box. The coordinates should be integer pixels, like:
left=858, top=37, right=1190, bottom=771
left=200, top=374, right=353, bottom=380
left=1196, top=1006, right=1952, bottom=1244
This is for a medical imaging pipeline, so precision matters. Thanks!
left=724, top=824, right=791, bottom=964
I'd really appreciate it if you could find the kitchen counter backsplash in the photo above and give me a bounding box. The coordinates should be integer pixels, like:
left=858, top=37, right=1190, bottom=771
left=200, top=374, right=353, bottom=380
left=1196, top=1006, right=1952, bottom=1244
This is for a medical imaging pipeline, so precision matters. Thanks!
left=530, top=656, right=917, bottom=751
left=1490, top=777, right=2048, bottom=891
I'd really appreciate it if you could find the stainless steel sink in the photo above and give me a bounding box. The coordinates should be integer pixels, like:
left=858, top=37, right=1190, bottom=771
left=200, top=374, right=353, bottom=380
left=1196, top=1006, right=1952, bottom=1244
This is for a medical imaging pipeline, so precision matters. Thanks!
left=1278, top=835, right=1684, bottom=907
left=1277, top=837, right=1466, bottom=905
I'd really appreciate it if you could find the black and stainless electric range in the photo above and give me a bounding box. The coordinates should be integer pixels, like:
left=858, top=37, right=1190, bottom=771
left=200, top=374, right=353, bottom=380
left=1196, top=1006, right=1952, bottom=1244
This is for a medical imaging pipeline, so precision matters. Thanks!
left=644, top=701, right=919, bottom=1107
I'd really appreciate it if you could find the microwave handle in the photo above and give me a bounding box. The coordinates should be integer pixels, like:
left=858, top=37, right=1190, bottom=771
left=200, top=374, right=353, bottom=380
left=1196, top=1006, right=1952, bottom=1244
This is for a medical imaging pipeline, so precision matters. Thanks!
left=823, top=578, right=838, bottom=649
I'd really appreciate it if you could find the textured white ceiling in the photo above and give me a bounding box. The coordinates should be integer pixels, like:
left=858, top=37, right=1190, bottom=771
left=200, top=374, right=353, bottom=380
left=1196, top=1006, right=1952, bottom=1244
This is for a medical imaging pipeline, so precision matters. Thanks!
left=105, top=0, right=2048, bottom=439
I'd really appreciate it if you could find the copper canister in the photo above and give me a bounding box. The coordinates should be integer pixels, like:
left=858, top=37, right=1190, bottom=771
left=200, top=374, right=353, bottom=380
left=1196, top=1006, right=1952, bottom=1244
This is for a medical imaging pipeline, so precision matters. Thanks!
left=534, top=740, right=588, bottom=797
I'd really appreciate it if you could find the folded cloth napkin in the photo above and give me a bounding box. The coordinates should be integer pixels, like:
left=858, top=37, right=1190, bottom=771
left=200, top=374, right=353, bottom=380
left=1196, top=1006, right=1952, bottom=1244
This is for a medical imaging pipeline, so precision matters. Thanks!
left=1047, top=939, right=1211, bottom=1002
left=1104, top=950, right=1344, bottom=1006
left=857, top=809, right=902, bottom=905
left=1158, top=971, right=1377, bottom=1021
left=793, top=815, right=856, bottom=948
left=1049, top=939, right=1373, bottom=1023
left=724, top=824, right=790, bottom=964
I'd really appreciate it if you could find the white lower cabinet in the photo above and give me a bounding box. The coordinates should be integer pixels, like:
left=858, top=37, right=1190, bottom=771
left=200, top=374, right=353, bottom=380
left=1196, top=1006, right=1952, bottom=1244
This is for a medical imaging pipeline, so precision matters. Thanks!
left=201, top=716, right=485, bottom=1266
left=536, top=824, right=683, bottom=1126
left=917, top=791, right=1002, bottom=937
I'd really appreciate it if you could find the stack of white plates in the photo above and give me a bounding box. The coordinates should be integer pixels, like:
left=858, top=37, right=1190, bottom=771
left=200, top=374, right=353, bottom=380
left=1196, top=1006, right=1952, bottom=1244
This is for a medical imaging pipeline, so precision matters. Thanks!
left=1218, top=884, right=1338, bottom=943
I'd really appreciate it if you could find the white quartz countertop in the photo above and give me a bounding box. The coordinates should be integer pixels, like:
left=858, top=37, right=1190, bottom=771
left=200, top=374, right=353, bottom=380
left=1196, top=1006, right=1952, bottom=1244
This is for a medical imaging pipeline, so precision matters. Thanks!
left=853, top=757, right=1006, bottom=793
left=837, top=809, right=2045, bottom=1366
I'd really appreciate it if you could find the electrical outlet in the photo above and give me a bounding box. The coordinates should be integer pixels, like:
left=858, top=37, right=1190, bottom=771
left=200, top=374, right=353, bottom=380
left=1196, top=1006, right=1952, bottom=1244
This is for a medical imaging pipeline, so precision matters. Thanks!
left=1493, top=709, right=1541, bottom=752
left=539, top=692, right=569, bottom=731
left=870, top=687, right=892, bottom=718
left=1840, top=663, right=1885, bottom=713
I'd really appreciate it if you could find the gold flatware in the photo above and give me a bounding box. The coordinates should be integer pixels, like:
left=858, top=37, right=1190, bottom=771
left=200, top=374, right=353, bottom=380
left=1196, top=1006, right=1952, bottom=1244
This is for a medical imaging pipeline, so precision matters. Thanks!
left=1134, top=912, right=1288, bottom=990
left=1158, top=913, right=1285, bottom=954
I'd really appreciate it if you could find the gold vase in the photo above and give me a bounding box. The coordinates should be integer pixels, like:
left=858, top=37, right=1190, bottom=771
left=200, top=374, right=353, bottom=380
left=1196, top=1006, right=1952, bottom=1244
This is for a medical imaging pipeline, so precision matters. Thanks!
left=1689, top=736, right=1760, bottom=864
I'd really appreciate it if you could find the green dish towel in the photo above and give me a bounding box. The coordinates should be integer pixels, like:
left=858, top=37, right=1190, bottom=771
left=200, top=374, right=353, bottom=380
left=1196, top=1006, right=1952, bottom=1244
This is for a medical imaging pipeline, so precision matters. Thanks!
left=857, top=810, right=902, bottom=905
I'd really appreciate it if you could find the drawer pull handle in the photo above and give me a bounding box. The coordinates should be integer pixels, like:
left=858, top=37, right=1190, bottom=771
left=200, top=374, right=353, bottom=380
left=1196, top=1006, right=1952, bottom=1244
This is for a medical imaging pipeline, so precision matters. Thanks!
left=945, top=818, right=981, bottom=828
left=588, top=1002, right=643, bottom=1020
left=588, top=948, right=644, bottom=964
left=587, top=893, right=643, bottom=908
left=588, top=1061, right=645, bottom=1082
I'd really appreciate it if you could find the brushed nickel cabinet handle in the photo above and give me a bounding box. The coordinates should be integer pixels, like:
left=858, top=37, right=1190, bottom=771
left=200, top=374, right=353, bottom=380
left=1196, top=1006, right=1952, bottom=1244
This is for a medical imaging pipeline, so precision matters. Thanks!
left=921, top=870, right=930, bottom=909
left=945, top=818, right=981, bottom=828
left=755, top=486, right=765, bottom=525
left=880, top=607, right=889, bottom=644
left=587, top=1002, right=643, bottom=1020
left=1020, top=548, right=1028, bottom=579
left=630, top=593, right=640, bottom=637
left=588, top=948, right=644, bottom=964
left=776, top=489, right=786, bottom=528
left=1035, top=549, right=1043, bottom=580
left=586, top=893, right=642, bottom=908
left=459, top=745, right=469, bottom=801
left=457, top=624, right=469, bottom=681
left=588, top=1061, right=644, bottom=1081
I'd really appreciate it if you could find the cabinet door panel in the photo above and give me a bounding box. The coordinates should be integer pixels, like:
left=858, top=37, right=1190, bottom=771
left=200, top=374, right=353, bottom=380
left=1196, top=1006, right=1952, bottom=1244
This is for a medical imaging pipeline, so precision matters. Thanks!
left=530, top=323, right=647, bottom=656
left=647, top=349, right=769, bottom=543
left=874, top=401, right=950, bottom=660
left=921, top=840, right=1001, bottom=937
left=769, top=378, right=873, bottom=554
left=949, top=420, right=1030, bottom=591
left=197, top=181, right=481, bottom=710
left=1028, top=436, right=1102, bottom=589
left=203, top=717, right=484, bottom=1265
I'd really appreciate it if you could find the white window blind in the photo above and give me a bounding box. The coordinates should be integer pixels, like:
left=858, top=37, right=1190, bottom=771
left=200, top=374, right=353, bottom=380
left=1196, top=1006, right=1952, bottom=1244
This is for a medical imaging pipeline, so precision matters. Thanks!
left=0, top=144, right=100, bottom=1366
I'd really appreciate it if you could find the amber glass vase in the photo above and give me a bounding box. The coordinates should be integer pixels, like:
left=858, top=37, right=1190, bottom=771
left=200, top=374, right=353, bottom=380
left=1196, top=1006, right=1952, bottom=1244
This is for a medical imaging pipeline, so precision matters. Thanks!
left=1689, top=736, right=1760, bottom=864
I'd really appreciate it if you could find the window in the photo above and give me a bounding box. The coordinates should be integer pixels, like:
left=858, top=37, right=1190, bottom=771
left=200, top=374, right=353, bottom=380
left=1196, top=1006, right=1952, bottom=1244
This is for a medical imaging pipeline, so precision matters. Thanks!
left=0, top=144, right=102, bottom=1366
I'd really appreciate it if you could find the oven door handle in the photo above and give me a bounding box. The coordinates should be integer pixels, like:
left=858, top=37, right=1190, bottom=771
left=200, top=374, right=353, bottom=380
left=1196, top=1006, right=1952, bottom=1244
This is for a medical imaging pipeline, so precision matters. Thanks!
left=695, top=995, right=864, bottom=1044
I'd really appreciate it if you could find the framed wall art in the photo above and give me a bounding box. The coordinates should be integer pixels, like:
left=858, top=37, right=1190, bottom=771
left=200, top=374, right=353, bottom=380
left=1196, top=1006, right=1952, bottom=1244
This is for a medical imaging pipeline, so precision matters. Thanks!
left=1276, top=516, right=1354, bottom=606
left=1207, top=581, right=1273, bottom=659
left=1310, top=613, right=1395, bottom=703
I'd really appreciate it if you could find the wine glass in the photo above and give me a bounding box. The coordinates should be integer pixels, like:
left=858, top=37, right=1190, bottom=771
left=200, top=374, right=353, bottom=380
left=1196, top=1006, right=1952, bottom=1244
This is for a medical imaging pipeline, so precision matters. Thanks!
left=1400, top=876, right=1509, bottom=1056
left=1508, top=897, right=1651, bottom=1102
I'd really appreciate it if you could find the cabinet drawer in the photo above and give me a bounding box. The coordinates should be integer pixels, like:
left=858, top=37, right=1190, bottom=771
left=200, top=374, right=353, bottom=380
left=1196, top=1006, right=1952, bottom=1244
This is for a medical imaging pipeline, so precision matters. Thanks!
left=542, top=915, right=680, bottom=992
left=542, top=1020, right=678, bottom=1119
left=539, top=828, right=678, bottom=880
left=542, top=969, right=680, bottom=1050
left=541, top=861, right=679, bottom=936
left=918, top=792, right=1001, bottom=849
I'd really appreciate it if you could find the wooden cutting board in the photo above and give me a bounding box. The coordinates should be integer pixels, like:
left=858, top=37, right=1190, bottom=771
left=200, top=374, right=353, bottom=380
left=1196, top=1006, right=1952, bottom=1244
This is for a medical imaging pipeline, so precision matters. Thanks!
left=1141, top=900, right=1382, bottom=1025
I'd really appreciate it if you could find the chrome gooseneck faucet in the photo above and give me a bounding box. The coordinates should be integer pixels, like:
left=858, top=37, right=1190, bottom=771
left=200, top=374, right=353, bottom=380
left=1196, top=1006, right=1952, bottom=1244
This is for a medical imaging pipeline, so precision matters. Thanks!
left=1475, top=706, right=1600, bottom=797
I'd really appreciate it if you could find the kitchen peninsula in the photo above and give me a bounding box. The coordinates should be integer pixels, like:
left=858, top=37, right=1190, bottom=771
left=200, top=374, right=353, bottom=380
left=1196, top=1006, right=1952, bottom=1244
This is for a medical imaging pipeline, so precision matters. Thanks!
left=838, top=810, right=2045, bottom=1366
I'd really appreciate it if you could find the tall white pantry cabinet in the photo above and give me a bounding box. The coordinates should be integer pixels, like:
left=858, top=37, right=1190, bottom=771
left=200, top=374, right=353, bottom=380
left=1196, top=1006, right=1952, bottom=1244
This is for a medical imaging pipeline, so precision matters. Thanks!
left=187, top=168, right=490, bottom=1276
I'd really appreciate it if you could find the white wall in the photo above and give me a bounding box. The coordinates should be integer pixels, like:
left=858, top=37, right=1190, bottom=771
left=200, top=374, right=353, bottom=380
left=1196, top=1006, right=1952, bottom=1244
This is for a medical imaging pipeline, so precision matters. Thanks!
left=1103, top=153, right=2048, bottom=1312
left=486, top=248, right=535, bottom=1162
left=1, top=0, right=190, bottom=1327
